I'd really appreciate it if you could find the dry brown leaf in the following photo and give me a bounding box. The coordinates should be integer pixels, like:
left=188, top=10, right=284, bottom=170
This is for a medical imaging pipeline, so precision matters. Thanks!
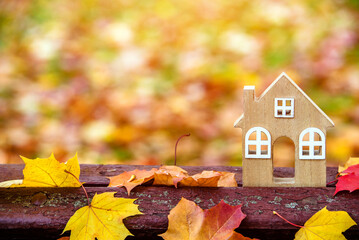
left=153, top=166, right=237, bottom=188
left=153, top=166, right=188, bottom=188
left=108, top=168, right=157, bottom=195
left=179, top=171, right=222, bottom=187
left=218, top=172, right=238, bottom=187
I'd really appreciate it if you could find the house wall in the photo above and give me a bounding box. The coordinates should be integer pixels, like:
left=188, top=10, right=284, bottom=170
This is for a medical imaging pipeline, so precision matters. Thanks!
left=241, top=76, right=330, bottom=187
left=242, top=158, right=273, bottom=187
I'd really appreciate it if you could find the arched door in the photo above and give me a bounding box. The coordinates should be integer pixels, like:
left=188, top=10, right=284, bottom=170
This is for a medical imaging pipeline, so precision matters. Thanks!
left=273, top=136, right=295, bottom=179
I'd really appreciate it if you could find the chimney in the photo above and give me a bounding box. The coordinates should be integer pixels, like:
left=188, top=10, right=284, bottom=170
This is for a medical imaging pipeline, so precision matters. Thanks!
left=243, top=86, right=255, bottom=104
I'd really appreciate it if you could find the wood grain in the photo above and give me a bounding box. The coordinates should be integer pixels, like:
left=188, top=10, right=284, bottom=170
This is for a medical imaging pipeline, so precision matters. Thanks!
left=0, top=164, right=338, bottom=186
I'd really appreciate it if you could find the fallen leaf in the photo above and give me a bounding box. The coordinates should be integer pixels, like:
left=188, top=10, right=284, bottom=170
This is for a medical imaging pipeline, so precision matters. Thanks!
left=15, top=153, right=81, bottom=187
left=63, top=192, right=142, bottom=240
left=227, top=232, right=258, bottom=240
left=294, top=207, right=356, bottom=240
left=201, top=199, right=246, bottom=239
left=160, top=198, right=204, bottom=239
left=0, top=179, right=23, bottom=188
left=217, top=172, right=238, bottom=187
left=153, top=167, right=238, bottom=188
left=334, top=164, right=359, bottom=195
left=338, top=157, right=359, bottom=173
left=179, top=171, right=222, bottom=187
left=153, top=166, right=188, bottom=187
left=160, top=197, right=248, bottom=240
left=108, top=168, right=157, bottom=195
left=339, top=162, right=359, bottom=176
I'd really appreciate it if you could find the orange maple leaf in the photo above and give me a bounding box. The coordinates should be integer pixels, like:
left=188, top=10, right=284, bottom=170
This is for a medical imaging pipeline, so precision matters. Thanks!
left=108, top=168, right=157, bottom=195
left=108, top=166, right=237, bottom=194
left=217, top=171, right=238, bottom=187
left=153, top=166, right=188, bottom=187
left=179, top=170, right=223, bottom=187
left=153, top=166, right=238, bottom=188
left=160, top=197, right=252, bottom=240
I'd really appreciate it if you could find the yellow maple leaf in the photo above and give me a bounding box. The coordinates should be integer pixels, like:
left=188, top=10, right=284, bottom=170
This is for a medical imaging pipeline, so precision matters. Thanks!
left=16, top=153, right=81, bottom=187
left=294, top=207, right=356, bottom=240
left=63, top=192, right=142, bottom=240
left=338, top=157, right=359, bottom=173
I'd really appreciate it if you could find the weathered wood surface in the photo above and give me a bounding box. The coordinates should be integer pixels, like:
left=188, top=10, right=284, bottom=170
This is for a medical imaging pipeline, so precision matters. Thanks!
left=0, top=165, right=358, bottom=240
left=0, top=164, right=338, bottom=186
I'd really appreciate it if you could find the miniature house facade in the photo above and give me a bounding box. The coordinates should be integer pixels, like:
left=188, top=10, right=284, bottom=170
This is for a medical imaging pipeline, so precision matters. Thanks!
left=234, top=73, right=334, bottom=187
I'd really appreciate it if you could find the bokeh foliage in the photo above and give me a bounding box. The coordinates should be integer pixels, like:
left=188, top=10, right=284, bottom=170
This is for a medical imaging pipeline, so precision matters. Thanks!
left=0, top=0, right=358, bottom=166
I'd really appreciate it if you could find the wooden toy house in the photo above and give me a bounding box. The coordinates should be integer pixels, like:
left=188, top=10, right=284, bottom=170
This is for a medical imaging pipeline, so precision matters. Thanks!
left=234, top=72, right=334, bottom=187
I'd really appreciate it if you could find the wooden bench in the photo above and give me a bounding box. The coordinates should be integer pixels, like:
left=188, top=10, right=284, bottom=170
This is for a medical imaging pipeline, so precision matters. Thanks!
left=0, top=165, right=358, bottom=239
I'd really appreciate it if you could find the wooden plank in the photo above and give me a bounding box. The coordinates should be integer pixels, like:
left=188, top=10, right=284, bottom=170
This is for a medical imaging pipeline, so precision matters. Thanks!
left=0, top=164, right=355, bottom=239
left=0, top=186, right=358, bottom=239
left=0, top=164, right=338, bottom=187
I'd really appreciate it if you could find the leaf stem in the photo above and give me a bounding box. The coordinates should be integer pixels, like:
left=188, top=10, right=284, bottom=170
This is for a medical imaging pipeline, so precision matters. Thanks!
left=64, top=170, right=90, bottom=206
left=273, top=211, right=303, bottom=228
left=327, top=179, right=338, bottom=185
left=327, top=172, right=342, bottom=186
left=174, top=133, right=190, bottom=166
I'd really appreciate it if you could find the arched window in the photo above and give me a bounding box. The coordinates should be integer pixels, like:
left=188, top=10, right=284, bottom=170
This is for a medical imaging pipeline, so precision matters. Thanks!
left=245, top=127, right=271, bottom=158
left=299, top=128, right=325, bottom=159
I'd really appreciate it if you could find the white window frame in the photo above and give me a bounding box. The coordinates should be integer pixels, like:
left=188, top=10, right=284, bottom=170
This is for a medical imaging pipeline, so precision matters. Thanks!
left=245, top=127, right=271, bottom=159
left=275, top=98, right=294, bottom=118
left=299, top=128, right=325, bottom=159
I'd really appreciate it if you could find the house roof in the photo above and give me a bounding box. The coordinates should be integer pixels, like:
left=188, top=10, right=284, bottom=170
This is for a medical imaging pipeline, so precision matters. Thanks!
left=234, top=72, right=335, bottom=128
left=234, top=114, right=244, bottom=128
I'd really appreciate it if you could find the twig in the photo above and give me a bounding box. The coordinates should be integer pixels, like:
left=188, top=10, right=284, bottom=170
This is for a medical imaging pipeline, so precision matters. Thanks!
left=64, top=170, right=90, bottom=206
left=273, top=211, right=303, bottom=228
left=174, top=133, right=190, bottom=166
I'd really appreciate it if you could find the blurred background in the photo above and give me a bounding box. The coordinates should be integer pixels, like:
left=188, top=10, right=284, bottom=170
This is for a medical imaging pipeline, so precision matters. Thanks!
left=0, top=0, right=358, bottom=167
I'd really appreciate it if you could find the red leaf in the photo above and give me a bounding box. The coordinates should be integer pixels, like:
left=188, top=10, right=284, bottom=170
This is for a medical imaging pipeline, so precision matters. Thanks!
left=202, top=200, right=246, bottom=240
left=160, top=198, right=251, bottom=240
left=342, top=164, right=359, bottom=175
left=334, top=172, right=359, bottom=195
